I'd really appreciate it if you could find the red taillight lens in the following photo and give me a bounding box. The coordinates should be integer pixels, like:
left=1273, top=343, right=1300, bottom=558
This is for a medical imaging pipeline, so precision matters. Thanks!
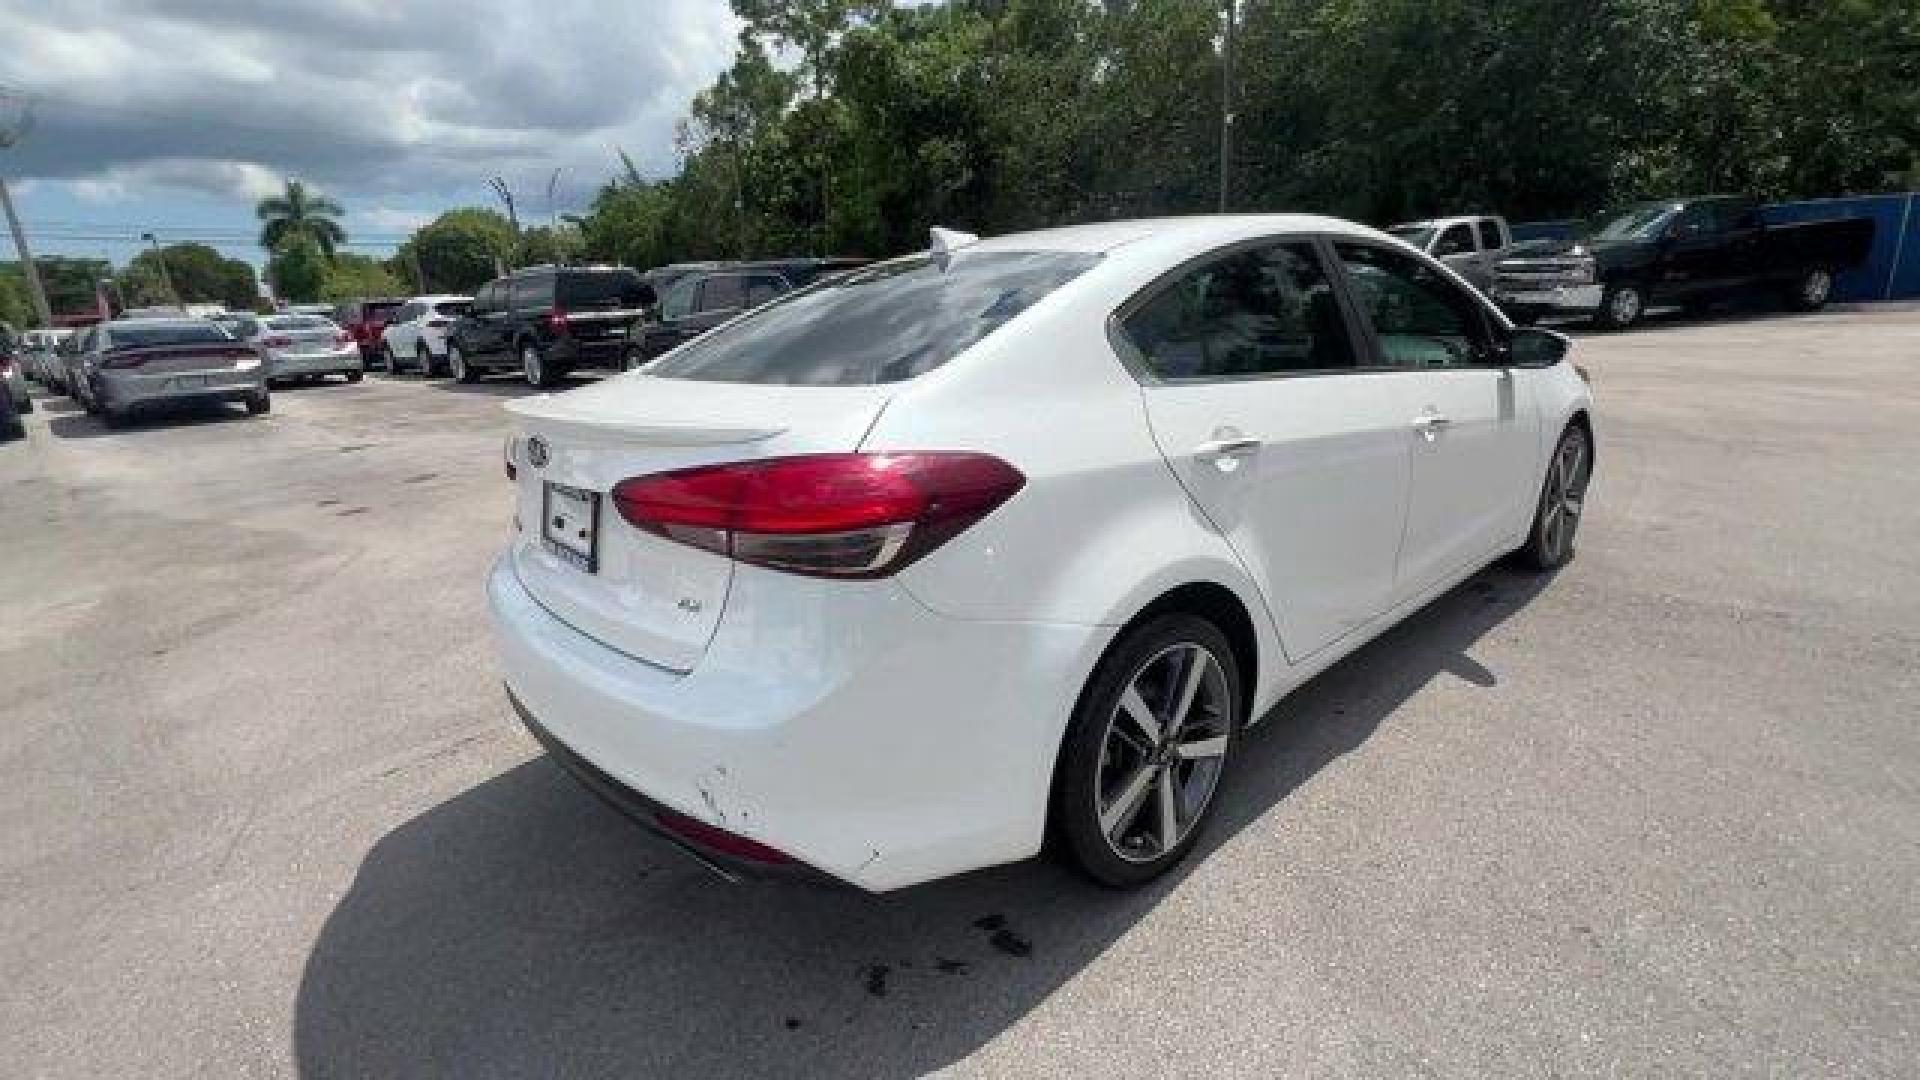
left=655, top=810, right=794, bottom=865
left=262, top=335, right=293, bottom=348
left=545, top=307, right=569, bottom=335
left=610, top=453, right=1024, bottom=578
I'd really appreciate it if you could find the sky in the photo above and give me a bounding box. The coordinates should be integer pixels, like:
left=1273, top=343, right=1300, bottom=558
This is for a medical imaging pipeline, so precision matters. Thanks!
left=0, top=0, right=745, bottom=283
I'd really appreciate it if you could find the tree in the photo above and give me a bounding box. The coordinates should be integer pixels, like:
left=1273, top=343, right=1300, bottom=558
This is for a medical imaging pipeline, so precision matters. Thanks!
left=394, top=208, right=515, bottom=292
left=0, top=270, right=30, bottom=330
left=256, top=180, right=348, bottom=258
left=268, top=235, right=328, bottom=303
left=321, top=252, right=405, bottom=302
left=120, top=243, right=257, bottom=310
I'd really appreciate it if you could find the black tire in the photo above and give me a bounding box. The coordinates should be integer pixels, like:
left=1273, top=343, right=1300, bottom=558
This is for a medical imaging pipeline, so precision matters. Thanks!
left=520, top=341, right=558, bottom=388
left=16, top=391, right=32, bottom=414
left=246, top=391, right=271, bottom=415
left=1516, top=423, right=1593, bottom=572
left=417, top=345, right=439, bottom=378
left=449, top=343, right=479, bottom=383
left=345, top=369, right=364, bottom=383
left=1055, top=612, right=1242, bottom=888
left=380, top=344, right=399, bottom=374
left=1593, top=283, right=1644, bottom=331
left=101, top=404, right=129, bottom=429
left=1786, top=267, right=1833, bottom=312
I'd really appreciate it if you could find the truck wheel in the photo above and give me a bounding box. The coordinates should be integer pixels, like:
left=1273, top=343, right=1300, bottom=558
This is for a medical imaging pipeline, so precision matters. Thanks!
left=521, top=342, right=558, bottom=388
left=1594, top=284, right=1644, bottom=331
left=1788, top=268, right=1833, bottom=312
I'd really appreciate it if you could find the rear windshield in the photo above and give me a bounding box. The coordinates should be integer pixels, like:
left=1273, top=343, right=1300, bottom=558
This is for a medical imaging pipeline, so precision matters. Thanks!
left=108, top=322, right=234, bottom=348
left=433, top=301, right=471, bottom=317
left=266, top=316, right=335, bottom=331
left=649, top=251, right=1100, bottom=386
left=557, top=270, right=648, bottom=310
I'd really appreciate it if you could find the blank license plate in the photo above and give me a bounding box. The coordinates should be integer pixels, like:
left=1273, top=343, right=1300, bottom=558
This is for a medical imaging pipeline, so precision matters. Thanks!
left=542, top=482, right=601, bottom=573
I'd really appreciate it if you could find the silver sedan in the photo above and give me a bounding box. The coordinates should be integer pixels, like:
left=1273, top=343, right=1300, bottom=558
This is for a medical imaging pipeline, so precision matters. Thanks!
left=75, top=318, right=270, bottom=427
left=229, top=314, right=365, bottom=386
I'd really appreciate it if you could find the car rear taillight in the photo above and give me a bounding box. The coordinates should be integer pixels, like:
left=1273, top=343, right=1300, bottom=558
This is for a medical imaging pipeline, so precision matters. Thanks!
left=262, top=335, right=293, bottom=348
left=655, top=809, right=795, bottom=865
left=545, top=307, right=569, bottom=335
left=610, top=452, right=1025, bottom=579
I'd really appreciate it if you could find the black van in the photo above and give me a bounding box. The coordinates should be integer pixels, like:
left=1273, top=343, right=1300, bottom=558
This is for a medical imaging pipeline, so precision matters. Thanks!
left=446, top=265, right=650, bottom=386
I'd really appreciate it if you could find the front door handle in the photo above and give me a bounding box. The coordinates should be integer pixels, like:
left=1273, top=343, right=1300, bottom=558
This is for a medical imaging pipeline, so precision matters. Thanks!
left=1195, top=436, right=1263, bottom=458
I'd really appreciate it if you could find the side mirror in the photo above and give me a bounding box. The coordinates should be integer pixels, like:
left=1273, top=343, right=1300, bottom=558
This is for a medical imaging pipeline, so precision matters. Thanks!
left=1508, top=326, right=1570, bottom=368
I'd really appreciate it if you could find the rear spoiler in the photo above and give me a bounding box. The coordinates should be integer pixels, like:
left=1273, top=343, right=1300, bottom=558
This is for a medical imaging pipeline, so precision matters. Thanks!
left=505, top=396, right=784, bottom=446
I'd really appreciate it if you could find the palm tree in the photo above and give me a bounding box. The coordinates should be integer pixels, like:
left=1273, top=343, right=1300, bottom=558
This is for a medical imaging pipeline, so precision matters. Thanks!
left=256, top=180, right=347, bottom=258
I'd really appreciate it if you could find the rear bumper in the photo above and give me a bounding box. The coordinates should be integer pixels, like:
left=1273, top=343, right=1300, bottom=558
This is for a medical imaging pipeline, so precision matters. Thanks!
left=98, top=367, right=266, bottom=408
left=548, top=337, right=631, bottom=369
left=269, top=347, right=363, bottom=377
left=487, top=553, right=1111, bottom=891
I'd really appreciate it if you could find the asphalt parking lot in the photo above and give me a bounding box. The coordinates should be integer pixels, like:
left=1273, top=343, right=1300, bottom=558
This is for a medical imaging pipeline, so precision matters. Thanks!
left=3, top=305, right=1918, bottom=1078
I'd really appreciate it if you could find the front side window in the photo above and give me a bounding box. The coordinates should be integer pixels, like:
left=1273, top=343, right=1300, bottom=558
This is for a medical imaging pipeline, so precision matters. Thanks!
left=744, top=275, right=787, bottom=308
left=510, top=276, right=551, bottom=311
left=1119, top=242, right=1357, bottom=381
left=652, top=250, right=1099, bottom=386
left=1434, top=224, right=1476, bottom=256
left=1334, top=242, right=1495, bottom=368
left=698, top=275, right=746, bottom=313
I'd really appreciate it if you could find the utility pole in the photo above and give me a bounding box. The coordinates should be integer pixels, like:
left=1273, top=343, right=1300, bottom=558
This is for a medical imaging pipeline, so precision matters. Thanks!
left=0, top=86, right=53, bottom=327
left=1218, top=0, right=1236, bottom=213
left=546, top=167, right=565, bottom=265
left=141, top=231, right=182, bottom=311
left=488, top=175, right=519, bottom=268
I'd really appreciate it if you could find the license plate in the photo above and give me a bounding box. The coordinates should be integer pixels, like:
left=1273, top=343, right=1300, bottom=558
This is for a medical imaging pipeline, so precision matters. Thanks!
left=542, top=482, right=601, bottom=573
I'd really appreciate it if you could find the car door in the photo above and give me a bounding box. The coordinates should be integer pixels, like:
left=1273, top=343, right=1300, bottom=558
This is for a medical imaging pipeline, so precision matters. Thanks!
left=1714, top=199, right=1764, bottom=289
left=1662, top=203, right=1722, bottom=298
left=1330, top=241, right=1538, bottom=603
left=1121, top=237, right=1415, bottom=663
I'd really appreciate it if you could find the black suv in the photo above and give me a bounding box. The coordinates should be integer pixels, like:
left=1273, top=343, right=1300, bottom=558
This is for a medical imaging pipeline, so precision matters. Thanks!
left=632, top=258, right=868, bottom=364
left=446, top=265, right=650, bottom=386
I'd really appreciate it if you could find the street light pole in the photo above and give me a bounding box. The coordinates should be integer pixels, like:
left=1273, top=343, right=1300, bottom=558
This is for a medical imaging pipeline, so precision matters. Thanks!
left=141, top=231, right=182, bottom=312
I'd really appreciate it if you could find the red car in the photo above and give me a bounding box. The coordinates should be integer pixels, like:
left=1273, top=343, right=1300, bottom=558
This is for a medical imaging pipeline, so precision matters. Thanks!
left=332, top=298, right=405, bottom=364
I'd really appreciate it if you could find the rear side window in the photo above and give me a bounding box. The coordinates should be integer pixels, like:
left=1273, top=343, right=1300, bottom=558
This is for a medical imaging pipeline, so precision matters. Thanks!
left=698, top=275, right=746, bottom=313
left=744, top=275, right=786, bottom=307
left=1434, top=224, right=1476, bottom=256
left=105, top=322, right=233, bottom=348
left=651, top=251, right=1100, bottom=386
left=1476, top=220, right=1503, bottom=249
left=1120, top=242, right=1356, bottom=380
left=556, top=270, right=646, bottom=310
left=510, top=275, right=552, bottom=310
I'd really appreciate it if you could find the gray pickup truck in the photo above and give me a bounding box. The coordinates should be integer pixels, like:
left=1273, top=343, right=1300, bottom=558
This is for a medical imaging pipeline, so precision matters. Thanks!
left=1386, top=215, right=1512, bottom=292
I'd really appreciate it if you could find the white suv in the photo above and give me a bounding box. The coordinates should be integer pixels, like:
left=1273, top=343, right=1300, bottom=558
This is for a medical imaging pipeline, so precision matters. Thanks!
left=379, top=295, right=470, bottom=376
left=490, top=216, right=1594, bottom=891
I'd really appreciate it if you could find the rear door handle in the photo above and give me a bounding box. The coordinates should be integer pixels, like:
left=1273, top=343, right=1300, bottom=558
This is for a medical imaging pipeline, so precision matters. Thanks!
left=1195, top=436, right=1263, bottom=458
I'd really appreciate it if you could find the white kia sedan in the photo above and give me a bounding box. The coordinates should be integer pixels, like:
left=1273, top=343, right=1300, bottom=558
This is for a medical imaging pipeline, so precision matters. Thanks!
left=490, top=215, right=1594, bottom=891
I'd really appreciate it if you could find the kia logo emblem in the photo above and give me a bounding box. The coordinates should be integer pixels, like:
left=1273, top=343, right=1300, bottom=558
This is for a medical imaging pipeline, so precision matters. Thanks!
left=526, top=436, right=550, bottom=469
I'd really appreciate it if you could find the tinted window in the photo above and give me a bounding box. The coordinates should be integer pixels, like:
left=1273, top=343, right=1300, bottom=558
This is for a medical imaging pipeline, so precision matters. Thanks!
left=1476, top=220, right=1503, bottom=249
left=1121, top=242, right=1356, bottom=380
left=556, top=270, right=646, bottom=310
left=106, top=321, right=234, bottom=348
left=659, top=278, right=697, bottom=322
left=1387, top=226, right=1435, bottom=251
left=510, top=275, right=552, bottom=310
left=1434, top=224, right=1475, bottom=256
left=698, top=275, right=746, bottom=313
left=744, top=275, right=786, bottom=308
left=365, top=301, right=402, bottom=321
left=652, top=251, right=1100, bottom=386
left=1334, top=243, right=1494, bottom=367
left=433, top=301, right=471, bottom=318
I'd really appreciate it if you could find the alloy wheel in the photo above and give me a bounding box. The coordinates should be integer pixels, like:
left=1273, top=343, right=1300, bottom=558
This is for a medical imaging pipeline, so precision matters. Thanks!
left=1802, top=270, right=1832, bottom=307
left=1095, top=642, right=1232, bottom=863
left=522, top=345, right=543, bottom=386
left=1539, top=431, right=1590, bottom=563
left=1609, top=287, right=1641, bottom=327
left=449, top=346, right=467, bottom=381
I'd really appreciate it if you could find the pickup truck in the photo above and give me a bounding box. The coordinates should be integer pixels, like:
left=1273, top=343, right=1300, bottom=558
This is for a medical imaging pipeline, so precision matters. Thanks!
left=1491, top=196, right=1875, bottom=329
left=1386, top=215, right=1511, bottom=292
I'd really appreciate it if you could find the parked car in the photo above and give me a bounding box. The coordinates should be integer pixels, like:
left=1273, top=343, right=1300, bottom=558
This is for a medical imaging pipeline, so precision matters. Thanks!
left=0, top=329, right=29, bottom=435
left=1492, top=195, right=1876, bottom=329
left=638, top=261, right=727, bottom=310
left=0, top=371, right=22, bottom=441
left=489, top=216, right=1595, bottom=891
left=70, top=318, right=269, bottom=427
left=333, top=298, right=405, bottom=367
left=446, top=266, right=650, bottom=386
left=284, top=302, right=335, bottom=317
left=376, top=295, right=471, bottom=376
left=229, top=313, right=365, bottom=385
left=19, top=328, right=73, bottom=387
left=1386, top=215, right=1511, bottom=292
left=631, top=258, right=869, bottom=364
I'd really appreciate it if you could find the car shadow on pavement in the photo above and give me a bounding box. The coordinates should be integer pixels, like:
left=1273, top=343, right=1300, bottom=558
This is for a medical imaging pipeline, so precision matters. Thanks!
left=429, top=375, right=605, bottom=398
left=47, top=403, right=262, bottom=439
left=294, top=565, right=1550, bottom=1078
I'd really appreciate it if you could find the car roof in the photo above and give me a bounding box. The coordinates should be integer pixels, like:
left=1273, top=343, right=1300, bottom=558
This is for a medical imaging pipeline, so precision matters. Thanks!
left=967, top=214, right=1386, bottom=255
left=405, top=294, right=470, bottom=303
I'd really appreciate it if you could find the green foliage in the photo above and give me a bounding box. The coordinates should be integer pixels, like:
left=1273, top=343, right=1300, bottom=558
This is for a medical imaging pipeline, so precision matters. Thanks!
left=547, top=0, right=1920, bottom=272
left=268, top=234, right=328, bottom=303
left=321, top=252, right=405, bottom=302
left=1, top=257, right=112, bottom=320
left=393, top=207, right=515, bottom=293
left=257, top=179, right=348, bottom=258
left=121, top=243, right=257, bottom=309
left=0, top=270, right=30, bottom=329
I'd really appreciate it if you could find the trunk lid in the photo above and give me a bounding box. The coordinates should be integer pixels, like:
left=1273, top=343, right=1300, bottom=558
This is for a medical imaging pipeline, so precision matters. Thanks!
left=113, top=342, right=255, bottom=374
left=504, top=374, right=894, bottom=670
